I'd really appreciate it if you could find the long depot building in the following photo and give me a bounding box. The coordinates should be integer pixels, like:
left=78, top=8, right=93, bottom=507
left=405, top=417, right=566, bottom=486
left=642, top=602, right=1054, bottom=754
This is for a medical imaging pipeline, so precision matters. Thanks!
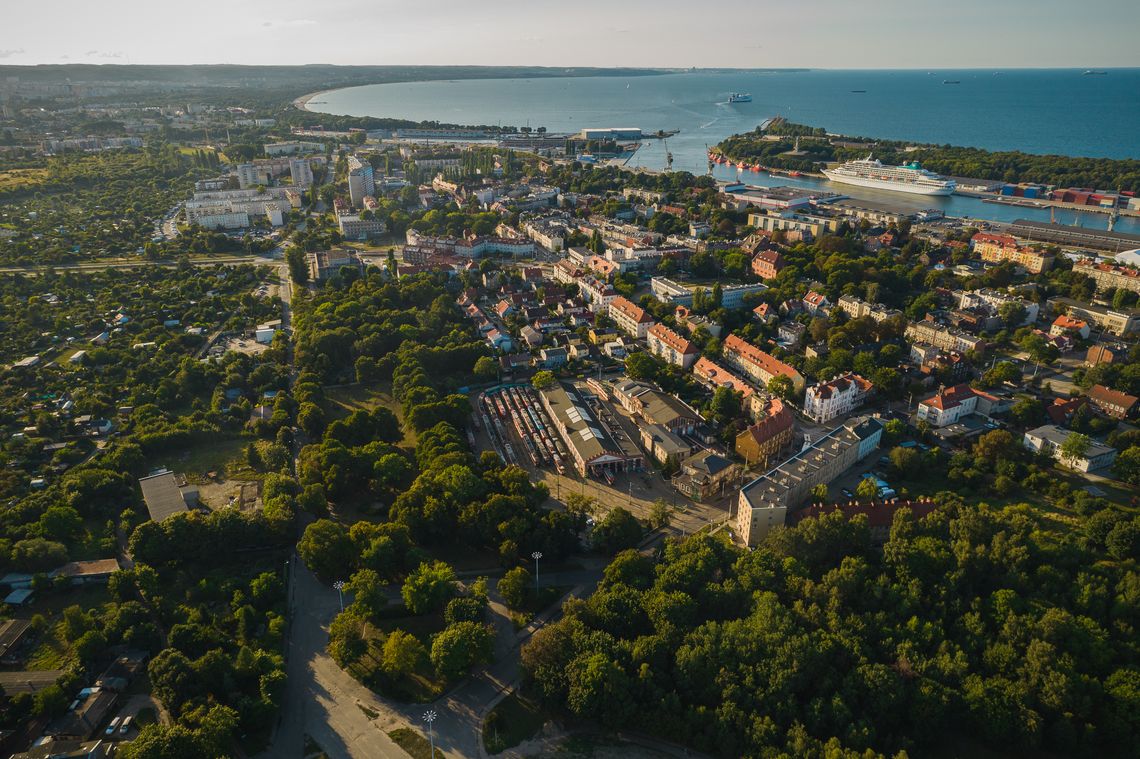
left=539, top=382, right=643, bottom=478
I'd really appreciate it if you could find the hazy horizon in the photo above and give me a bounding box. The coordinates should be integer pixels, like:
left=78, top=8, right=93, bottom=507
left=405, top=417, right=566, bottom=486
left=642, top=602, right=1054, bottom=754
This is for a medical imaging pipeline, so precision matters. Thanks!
left=4, top=0, right=1138, bottom=69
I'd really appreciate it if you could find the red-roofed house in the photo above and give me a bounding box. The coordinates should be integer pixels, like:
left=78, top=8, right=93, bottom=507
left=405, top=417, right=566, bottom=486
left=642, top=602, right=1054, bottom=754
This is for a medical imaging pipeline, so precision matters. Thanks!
left=804, top=373, right=874, bottom=424
left=1046, top=396, right=1088, bottom=427
left=734, top=396, right=795, bottom=467
left=751, top=250, right=785, bottom=280
left=1088, top=384, right=1138, bottom=419
left=646, top=323, right=699, bottom=368
left=752, top=302, right=775, bottom=324
left=608, top=296, right=655, bottom=339
left=693, top=357, right=756, bottom=400
left=1050, top=315, right=1091, bottom=340
left=803, top=290, right=831, bottom=315
left=916, top=384, right=1007, bottom=427
left=722, top=334, right=805, bottom=393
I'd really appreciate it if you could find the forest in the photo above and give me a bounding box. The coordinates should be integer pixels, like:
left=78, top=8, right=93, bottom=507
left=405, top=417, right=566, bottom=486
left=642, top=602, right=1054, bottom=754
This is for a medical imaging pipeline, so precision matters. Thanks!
left=522, top=499, right=1140, bottom=758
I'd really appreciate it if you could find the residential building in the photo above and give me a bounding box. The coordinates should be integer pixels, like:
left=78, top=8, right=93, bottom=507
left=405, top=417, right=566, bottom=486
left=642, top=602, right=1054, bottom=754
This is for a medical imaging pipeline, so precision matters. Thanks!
left=579, top=276, right=617, bottom=313
left=1085, top=344, right=1119, bottom=366
left=802, top=291, right=830, bottom=315
left=693, top=357, right=756, bottom=401
left=1088, top=384, right=1138, bottom=419
left=539, top=382, right=643, bottom=477
left=956, top=289, right=1039, bottom=327
left=673, top=451, right=739, bottom=501
left=722, top=334, right=805, bottom=393
left=1023, top=425, right=1117, bottom=472
left=307, top=249, right=362, bottom=282
left=236, top=162, right=262, bottom=189
left=639, top=424, right=693, bottom=466
left=905, top=318, right=987, bottom=354
left=971, top=232, right=1054, bottom=273
left=1073, top=259, right=1140, bottom=294
left=747, top=211, right=841, bottom=239
left=1050, top=314, right=1091, bottom=340
left=337, top=213, right=386, bottom=240
left=734, top=397, right=795, bottom=467
left=646, top=323, right=698, bottom=368
left=613, top=381, right=701, bottom=433
left=289, top=158, right=314, bottom=189
left=804, top=373, right=874, bottom=424
left=538, top=347, right=568, bottom=368
left=836, top=295, right=903, bottom=324
left=1047, top=297, right=1140, bottom=336
left=916, top=384, right=1008, bottom=427
left=608, top=296, right=655, bottom=339
left=347, top=155, right=375, bottom=207
left=751, top=249, right=785, bottom=279
left=736, top=416, right=883, bottom=547
left=650, top=277, right=767, bottom=309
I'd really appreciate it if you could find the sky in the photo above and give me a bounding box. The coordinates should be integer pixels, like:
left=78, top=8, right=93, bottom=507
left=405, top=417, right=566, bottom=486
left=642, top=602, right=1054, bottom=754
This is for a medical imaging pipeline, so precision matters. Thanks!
left=2, top=0, right=1138, bottom=69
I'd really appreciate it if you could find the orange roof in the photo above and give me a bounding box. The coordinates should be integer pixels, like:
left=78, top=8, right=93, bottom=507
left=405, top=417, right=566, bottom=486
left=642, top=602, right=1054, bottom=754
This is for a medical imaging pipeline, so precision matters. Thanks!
left=810, top=373, right=873, bottom=400
left=1052, top=315, right=1088, bottom=330
left=723, top=335, right=800, bottom=382
left=609, top=296, right=652, bottom=323
left=921, top=383, right=977, bottom=411
left=740, top=398, right=793, bottom=444
left=973, top=232, right=1019, bottom=248
left=693, top=357, right=755, bottom=398
left=648, top=323, right=697, bottom=355
left=1089, top=384, right=1138, bottom=409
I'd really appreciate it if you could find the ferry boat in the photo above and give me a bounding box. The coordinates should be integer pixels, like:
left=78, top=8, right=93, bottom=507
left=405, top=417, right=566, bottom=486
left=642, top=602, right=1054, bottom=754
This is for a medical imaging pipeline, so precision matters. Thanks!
left=822, top=156, right=956, bottom=196
left=728, top=92, right=752, bottom=103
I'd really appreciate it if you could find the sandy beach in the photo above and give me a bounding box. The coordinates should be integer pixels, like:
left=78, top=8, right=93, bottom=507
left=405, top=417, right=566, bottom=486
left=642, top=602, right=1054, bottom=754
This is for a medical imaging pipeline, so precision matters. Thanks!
left=292, top=89, right=334, bottom=112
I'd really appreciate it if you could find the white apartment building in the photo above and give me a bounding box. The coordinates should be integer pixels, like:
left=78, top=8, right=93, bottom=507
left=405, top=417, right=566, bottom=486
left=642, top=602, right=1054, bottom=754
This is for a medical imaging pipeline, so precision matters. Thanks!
left=647, top=323, right=698, bottom=369
left=803, top=373, right=874, bottom=424
left=236, top=163, right=262, bottom=189
left=289, top=158, right=314, bottom=189
left=608, top=296, right=655, bottom=339
left=347, top=156, right=375, bottom=208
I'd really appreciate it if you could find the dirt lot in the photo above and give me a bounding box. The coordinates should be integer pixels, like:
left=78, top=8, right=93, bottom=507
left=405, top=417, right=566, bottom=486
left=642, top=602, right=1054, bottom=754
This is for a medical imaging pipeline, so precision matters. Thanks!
left=196, top=477, right=262, bottom=512
left=220, top=335, right=270, bottom=356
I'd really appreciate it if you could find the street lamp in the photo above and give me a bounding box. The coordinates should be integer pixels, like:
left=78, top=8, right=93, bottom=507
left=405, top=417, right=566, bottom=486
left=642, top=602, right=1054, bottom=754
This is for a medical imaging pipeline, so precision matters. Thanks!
left=423, top=710, right=437, bottom=758
left=531, top=551, right=543, bottom=591
left=333, top=580, right=345, bottom=612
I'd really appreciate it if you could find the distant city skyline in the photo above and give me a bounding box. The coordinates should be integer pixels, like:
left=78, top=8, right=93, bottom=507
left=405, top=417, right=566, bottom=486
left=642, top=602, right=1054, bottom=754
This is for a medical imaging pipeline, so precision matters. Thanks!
left=4, top=0, right=1138, bottom=69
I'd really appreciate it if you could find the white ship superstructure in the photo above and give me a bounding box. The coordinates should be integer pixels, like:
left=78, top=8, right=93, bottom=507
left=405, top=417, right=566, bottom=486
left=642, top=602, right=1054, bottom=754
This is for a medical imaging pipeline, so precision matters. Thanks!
left=822, top=156, right=956, bottom=196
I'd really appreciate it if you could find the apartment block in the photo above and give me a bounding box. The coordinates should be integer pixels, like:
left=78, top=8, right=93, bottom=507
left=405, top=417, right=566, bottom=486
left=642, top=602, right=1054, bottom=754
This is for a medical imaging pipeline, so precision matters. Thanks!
left=608, top=296, right=654, bottom=339
left=722, top=335, right=805, bottom=393
left=971, top=232, right=1054, bottom=274
left=646, top=323, right=698, bottom=368
left=736, top=416, right=883, bottom=547
left=803, top=373, right=873, bottom=424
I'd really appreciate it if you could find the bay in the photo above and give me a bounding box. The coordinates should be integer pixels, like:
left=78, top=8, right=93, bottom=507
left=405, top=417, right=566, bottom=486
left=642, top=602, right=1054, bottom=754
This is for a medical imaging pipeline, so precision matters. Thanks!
left=308, top=70, right=1140, bottom=236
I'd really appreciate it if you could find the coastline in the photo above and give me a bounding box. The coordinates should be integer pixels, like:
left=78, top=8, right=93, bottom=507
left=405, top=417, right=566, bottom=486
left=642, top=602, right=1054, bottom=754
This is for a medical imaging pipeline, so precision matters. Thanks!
left=293, top=89, right=335, bottom=112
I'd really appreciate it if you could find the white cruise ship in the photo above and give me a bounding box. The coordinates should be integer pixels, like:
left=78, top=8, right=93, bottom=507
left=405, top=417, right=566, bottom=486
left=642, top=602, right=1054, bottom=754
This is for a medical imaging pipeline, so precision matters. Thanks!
left=822, top=156, right=956, bottom=196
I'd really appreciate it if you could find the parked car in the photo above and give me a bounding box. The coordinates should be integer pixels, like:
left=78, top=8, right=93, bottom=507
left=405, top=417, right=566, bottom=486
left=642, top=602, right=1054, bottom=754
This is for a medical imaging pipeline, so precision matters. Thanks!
left=120, top=716, right=133, bottom=735
left=105, top=717, right=122, bottom=736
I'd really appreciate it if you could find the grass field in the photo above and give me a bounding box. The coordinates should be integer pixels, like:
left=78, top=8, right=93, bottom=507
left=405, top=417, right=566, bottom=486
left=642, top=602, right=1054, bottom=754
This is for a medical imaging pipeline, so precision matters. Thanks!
left=325, top=382, right=417, bottom=449
left=483, top=693, right=548, bottom=754
left=388, top=727, right=442, bottom=759
left=22, top=585, right=112, bottom=671
left=160, top=437, right=260, bottom=483
left=0, top=168, right=50, bottom=193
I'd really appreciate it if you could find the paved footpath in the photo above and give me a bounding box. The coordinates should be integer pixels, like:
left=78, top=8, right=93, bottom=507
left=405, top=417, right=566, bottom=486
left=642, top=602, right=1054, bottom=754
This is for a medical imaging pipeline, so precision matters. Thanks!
left=259, top=552, right=606, bottom=759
